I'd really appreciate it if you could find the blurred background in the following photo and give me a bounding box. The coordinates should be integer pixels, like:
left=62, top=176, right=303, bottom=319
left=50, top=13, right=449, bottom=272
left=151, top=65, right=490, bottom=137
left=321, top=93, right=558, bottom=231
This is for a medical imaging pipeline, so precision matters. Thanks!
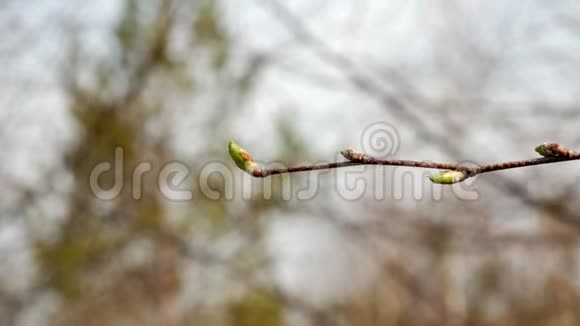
left=2, top=0, right=580, bottom=325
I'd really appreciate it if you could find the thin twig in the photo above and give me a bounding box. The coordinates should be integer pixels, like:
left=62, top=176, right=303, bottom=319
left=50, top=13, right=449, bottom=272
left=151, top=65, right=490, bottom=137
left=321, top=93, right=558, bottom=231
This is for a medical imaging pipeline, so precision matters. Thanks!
left=341, top=148, right=580, bottom=176
left=230, top=141, right=580, bottom=184
left=259, top=161, right=361, bottom=177
left=255, top=0, right=580, bottom=227
left=257, top=150, right=580, bottom=178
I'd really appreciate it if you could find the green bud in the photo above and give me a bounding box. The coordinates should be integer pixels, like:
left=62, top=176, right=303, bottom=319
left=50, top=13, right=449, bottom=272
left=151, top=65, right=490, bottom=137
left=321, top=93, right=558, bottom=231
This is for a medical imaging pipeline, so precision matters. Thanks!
left=428, top=170, right=468, bottom=184
left=535, top=143, right=552, bottom=157
left=228, top=140, right=261, bottom=176
left=535, top=143, right=572, bottom=157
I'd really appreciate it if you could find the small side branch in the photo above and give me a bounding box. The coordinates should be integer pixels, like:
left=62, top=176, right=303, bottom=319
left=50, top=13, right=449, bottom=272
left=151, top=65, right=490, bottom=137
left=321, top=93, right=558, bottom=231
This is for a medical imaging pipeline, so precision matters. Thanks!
left=228, top=141, right=580, bottom=185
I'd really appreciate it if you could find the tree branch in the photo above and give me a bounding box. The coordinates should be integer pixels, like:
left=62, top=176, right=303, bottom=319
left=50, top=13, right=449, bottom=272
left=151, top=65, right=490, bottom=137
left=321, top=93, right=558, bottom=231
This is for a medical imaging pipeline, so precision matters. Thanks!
left=255, top=0, right=580, bottom=229
left=229, top=141, right=580, bottom=184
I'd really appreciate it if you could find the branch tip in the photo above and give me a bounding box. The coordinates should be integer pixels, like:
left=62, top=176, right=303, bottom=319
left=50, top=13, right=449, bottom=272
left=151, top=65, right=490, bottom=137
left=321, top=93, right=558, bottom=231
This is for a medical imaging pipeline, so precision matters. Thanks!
left=228, top=140, right=262, bottom=176
left=535, top=143, right=574, bottom=158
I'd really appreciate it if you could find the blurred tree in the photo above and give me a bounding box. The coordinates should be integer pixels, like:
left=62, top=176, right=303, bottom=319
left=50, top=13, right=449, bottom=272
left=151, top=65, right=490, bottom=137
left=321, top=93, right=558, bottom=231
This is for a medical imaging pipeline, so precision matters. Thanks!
left=3, top=1, right=580, bottom=325
left=31, top=1, right=273, bottom=325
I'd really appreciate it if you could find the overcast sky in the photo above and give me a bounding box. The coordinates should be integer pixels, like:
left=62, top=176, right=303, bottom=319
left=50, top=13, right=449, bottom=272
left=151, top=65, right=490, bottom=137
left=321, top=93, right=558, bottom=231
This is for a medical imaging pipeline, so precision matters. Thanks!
left=2, top=2, right=580, bottom=320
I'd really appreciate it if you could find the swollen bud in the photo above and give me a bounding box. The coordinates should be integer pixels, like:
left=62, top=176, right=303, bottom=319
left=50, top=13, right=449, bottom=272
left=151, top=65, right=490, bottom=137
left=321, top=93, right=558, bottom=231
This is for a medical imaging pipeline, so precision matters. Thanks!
left=228, top=140, right=262, bottom=176
left=428, top=170, right=468, bottom=185
left=535, top=143, right=573, bottom=157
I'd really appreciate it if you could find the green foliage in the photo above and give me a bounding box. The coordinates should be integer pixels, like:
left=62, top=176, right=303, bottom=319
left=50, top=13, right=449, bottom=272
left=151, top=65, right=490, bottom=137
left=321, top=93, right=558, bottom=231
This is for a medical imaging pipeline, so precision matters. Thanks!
left=229, top=291, right=283, bottom=326
left=36, top=227, right=126, bottom=298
